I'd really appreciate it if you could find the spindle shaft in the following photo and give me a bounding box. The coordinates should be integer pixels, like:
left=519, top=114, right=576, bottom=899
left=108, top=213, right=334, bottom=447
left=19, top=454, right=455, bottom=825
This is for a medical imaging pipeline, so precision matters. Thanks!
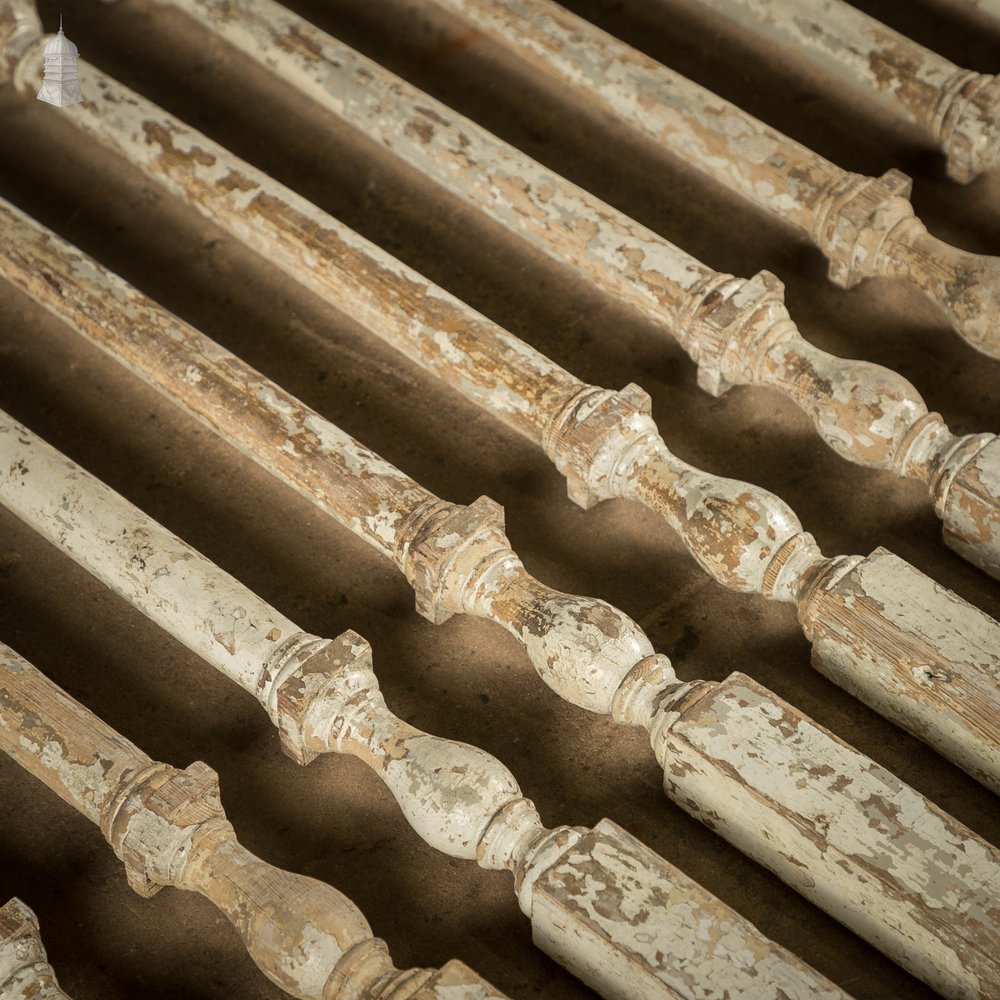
left=130, top=0, right=1000, bottom=578
left=0, top=643, right=509, bottom=1000
left=2, top=207, right=1000, bottom=998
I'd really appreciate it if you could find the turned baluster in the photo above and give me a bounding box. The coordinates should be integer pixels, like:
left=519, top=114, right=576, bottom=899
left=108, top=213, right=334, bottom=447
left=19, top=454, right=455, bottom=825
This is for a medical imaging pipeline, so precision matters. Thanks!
left=0, top=416, right=853, bottom=1000
left=409, top=0, right=1000, bottom=360
left=0, top=643, right=508, bottom=1000
left=2, top=56, right=997, bottom=795
left=695, top=0, right=1000, bottom=184
left=2, top=219, right=1000, bottom=1000
left=54, top=0, right=1000, bottom=579
left=0, top=899, right=72, bottom=1000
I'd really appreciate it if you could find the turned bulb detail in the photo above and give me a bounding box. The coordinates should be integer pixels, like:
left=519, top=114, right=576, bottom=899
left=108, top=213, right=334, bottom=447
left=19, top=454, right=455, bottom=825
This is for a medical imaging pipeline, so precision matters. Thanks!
left=394, top=493, right=662, bottom=713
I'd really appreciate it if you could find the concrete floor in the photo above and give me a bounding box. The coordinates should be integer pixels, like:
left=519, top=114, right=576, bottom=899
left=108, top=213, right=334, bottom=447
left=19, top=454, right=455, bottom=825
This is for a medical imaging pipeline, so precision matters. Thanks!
left=0, top=0, right=998, bottom=997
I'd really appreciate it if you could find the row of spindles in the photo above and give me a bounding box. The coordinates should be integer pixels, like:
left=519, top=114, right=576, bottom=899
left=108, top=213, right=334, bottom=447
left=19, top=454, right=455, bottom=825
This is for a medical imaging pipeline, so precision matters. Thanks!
left=0, top=1, right=997, bottom=998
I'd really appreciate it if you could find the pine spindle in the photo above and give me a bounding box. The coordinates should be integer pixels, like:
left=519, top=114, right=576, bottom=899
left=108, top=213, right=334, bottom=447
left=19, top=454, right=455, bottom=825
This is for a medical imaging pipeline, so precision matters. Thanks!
left=695, top=0, right=1000, bottom=183
left=100, top=0, right=1000, bottom=579
left=0, top=899, right=72, bottom=1000
left=0, top=643, right=508, bottom=1000
left=2, top=213, right=1000, bottom=999
left=419, top=0, right=1000, bottom=360
left=0, top=414, right=851, bottom=1000
left=1, top=47, right=997, bottom=791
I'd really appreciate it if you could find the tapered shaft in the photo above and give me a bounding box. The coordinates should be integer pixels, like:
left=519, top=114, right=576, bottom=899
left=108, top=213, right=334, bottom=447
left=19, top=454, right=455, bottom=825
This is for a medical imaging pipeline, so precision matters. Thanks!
left=0, top=414, right=852, bottom=1000
left=418, top=0, right=1000, bottom=359
left=136, top=0, right=999, bottom=579
left=0, top=899, right=72, bottom=1000
left=696, top=0, right=1000, bottom=183
left=2, top=212, right=1000, bottom=998
left=0, top=642, right=508, bottom=1000
left=3, top=48, right=998, bottom=793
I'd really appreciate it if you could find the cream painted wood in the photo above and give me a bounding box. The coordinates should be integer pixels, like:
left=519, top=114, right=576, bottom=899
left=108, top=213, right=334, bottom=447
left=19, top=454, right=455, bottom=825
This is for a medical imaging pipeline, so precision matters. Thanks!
left=0, top=899, right=72, bottom=1000
left=0, top=416, right=853, bottom=1000
left=696, top=0, right=1000, bottom=183
left=420, top=0, right=1000, bottom=361
left=0, top=643, right=509, bottom=1000
left=80, top=0, right=1000, bottom=579
left=2, top=40, right=998, bottom=790
left=0, top=428, right=1000, bottom=1000
left=0, top=216, right=998, bottom=1000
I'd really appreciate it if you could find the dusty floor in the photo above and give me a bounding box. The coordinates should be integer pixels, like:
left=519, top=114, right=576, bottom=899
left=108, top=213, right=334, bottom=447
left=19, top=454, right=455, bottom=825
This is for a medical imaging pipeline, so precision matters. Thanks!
left=0, top=0, right=998, bottom=997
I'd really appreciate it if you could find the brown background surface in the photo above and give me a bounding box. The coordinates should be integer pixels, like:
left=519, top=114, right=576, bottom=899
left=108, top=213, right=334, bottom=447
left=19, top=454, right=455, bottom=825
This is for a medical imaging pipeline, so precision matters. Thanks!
left=0, top=0, right=998, bottom=997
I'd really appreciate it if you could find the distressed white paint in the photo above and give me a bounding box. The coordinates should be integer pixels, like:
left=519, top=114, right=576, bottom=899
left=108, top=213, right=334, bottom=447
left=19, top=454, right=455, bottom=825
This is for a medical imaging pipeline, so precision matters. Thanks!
left=658, top=675, right=1000, bottom=1000
left=0, top=643, right=509, bottom=1000
left=0, top=32, right=994, bottom=778
left=803, top=548, right=1000, bottom=793
left=417, top=0, right=1000, bottom=357
left=0, top=27, right=996, bottom=989
left=697, top=0, right=1000, bottom=183
left=121, top=0, right=1000, bottom=573
left=0, top=415, right=855, bottom=999
left=0, top=899, right=72, bottom=1000
left=530, top=820, right=848, bottom=1000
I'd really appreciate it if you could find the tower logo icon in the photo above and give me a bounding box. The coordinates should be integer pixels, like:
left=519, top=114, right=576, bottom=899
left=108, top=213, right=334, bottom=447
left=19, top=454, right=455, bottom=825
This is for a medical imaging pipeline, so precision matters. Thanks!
left=36, top=16, right=82, bottom=108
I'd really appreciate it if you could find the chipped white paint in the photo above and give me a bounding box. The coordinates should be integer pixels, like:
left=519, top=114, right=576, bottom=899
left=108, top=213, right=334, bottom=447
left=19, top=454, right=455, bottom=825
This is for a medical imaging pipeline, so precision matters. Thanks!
left=128, top=0, right=999, bottom=574
left=530, top=820, right=848, bottom=1000
left=418, top=0, right=1000, bottom=358
left=0, top=32, right=996, bottom=987
left=17, top=171, right=996, bottom=787
left=658, top=675, right=1000, bottom=1000
left=0, top=898, right=72, bottom=1000
left=0, top=413, right=853, bottom=999
left=697, top=0, right=1000, bottom=183
left=0, top=229, right=993, bottom=997
left=801, top=547, right=1000, bottom=793
left=0, top=643, right=508, bottom=1000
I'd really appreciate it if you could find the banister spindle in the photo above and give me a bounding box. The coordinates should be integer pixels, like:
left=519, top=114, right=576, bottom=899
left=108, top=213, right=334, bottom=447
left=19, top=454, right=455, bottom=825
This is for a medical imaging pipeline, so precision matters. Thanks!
left=2, top=212, right=1000, bottom=999
left=0, top=899, right=72, bottom=1000
left=123, top=0, right=1000, bottom=580
left=2, top=40, right=997, bottom=790
left=416, top=0, right=1000, bottom=361
left=0, top=643, right=509, bottom=1000
left=0, top=413, right=853, bottom=1000
left=694, top=0, right=1000, bottom=184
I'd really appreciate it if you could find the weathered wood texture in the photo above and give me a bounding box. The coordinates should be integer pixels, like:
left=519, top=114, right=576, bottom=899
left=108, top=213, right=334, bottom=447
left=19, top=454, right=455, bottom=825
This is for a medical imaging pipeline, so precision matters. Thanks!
left=0, top=210, right=998, bottom=999
left=150, top=0, right=1000, bottom=578
left=695, top=0, right=1000, bottom=183
left=2, top=47, right=998, bottom=792
left=0, top=898, right=72, bottom=1000
left=0, top=642, right=509, bottom=1000
left=420, top=0, right=1000, bottom=361
left=0, top=412, right=855, bottom=1000
left=658, top=674, right=1000, bottom=1000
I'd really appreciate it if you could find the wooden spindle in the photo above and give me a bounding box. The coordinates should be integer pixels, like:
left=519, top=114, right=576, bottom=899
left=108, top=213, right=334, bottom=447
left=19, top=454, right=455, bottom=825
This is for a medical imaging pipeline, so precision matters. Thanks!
left=2, top=212, right=1000, bottom=999
left=695, top=0, right=1000, bottom=184
left=1, top=45, right=997, bottom=790
left=0, top=899, right=71, bottom=1000
left=102, top=0, right=1000, bottom=580
left=0, top=416, right=852, bottom=1000
left=414, top=0, right=1000, bottom=360
left=0, top=643, right=508, bottom=1000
